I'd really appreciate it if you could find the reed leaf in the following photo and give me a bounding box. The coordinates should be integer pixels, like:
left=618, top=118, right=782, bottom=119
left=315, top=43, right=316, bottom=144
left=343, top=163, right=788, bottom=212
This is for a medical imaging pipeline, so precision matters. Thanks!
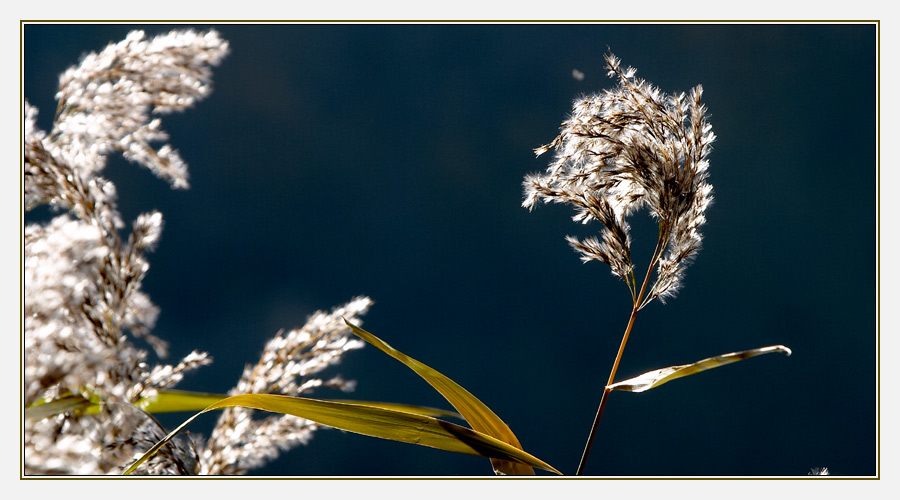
left=344, top=320, right=535, bottom=475
left=330, top=400, right=463, bottom=420
left=607, top=345, right=792, bottom=393
left=25, top=395, right=94, bottom=422
left=140, top=390, right=462, bottom=418
left=123, top=394, right=561, bottom=475
left=26, top=389, right=462, bottom=422
left=137, top=390, right=226, bottom=414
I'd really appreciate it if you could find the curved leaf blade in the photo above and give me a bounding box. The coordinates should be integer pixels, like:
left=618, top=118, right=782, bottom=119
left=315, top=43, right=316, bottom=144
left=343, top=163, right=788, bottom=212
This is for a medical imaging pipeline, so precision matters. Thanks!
left=328, top=400, right=463, bottom=420
left=26, top=389, right=461, bottom=424
left=138, top=390, right=226, bottom=414
left=123, top=394, right=560, bottom=475
left=344, top=320, right=535, bottom=475
left=140, top=391, right=462, bottom=419
left=24, top=395, right=94, bottom=421
left=607, top=345, right=792, bottom=393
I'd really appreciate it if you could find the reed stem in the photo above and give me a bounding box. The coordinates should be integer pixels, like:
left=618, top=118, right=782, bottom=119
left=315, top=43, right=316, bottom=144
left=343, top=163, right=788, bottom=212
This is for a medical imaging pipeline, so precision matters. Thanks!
left=574, top=308, right=636, bottom=475
left=575, top=234, right=665, bottom=475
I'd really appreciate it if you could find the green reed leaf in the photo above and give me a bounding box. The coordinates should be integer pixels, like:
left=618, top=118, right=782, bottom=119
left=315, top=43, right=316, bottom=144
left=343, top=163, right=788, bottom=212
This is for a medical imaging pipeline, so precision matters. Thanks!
left=137, top=390, right=226, bottom=414
left=123, top=394, right=560, bottom=475
left=25, top=395, right=94, bottom=422
left=140, top=391, right=459, bottom=416
left=28, top=388, right=460, bottom=422
left=344, top=320, right=539, bottom=475
left=607, top=345, right=792, bottom=393
left=330, top=400, right=463, bottom=420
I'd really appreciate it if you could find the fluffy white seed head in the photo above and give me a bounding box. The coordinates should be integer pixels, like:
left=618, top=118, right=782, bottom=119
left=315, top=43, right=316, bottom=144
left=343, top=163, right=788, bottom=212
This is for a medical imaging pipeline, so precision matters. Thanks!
left=524, top=52, right=714, bottom=303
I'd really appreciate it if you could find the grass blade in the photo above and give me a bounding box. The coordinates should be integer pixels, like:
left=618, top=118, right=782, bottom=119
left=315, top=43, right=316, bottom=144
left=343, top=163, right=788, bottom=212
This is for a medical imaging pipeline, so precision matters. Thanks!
left=607, top=345, right=792, bottom=393
left=24, top=395, right=94, bottom=421
left=123, top=394, right=561, bottom=475
left=344, top=320, right=536, bottom=475
left=28, top=389, right=461, bottom=421
left=137, top=390, right=226, bottom=413
left=328, top=400, right=463, bottom=420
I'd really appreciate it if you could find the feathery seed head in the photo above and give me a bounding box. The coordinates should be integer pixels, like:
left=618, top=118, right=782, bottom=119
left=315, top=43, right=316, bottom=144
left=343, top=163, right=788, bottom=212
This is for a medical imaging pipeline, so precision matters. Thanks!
left=524, top=52, right=714, bottom=304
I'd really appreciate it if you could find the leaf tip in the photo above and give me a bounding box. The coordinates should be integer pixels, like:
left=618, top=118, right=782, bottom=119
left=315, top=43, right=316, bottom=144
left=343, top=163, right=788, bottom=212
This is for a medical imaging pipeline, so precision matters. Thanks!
left=768, top=345, right=792, bottom=357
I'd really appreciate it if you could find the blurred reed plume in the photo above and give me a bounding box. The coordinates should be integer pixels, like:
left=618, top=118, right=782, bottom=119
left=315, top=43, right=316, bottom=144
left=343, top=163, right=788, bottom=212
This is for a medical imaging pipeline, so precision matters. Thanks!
left=523, top=51, right=716, bottom=474
left=24, top=29, right=371, bottom=475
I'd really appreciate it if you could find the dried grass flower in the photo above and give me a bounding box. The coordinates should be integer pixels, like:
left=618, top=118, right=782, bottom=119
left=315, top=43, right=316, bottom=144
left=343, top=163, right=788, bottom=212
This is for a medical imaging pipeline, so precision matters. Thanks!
left=524, top=51, right=714, bottom=307
left=524, top=51, right=717, bottom=474
left=24, top=29, right=370, bottom=476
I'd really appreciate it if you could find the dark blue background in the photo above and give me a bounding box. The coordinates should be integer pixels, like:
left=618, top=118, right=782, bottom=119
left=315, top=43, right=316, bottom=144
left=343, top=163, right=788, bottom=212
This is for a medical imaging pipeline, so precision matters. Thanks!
left=23, top=24, right=876, bottom=476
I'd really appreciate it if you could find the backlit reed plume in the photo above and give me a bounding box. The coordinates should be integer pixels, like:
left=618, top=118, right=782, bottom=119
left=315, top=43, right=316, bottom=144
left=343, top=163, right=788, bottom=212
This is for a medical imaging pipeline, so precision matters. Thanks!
left=523, top=51, right=715, bottom=474
left=24, top=29, right=370, bottom=475
left=199, top=297, right=370, bottom=475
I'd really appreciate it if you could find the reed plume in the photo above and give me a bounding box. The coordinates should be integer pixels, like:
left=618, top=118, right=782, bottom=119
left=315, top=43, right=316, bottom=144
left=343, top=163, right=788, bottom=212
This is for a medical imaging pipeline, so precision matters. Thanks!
left=24, top=29, right=370, bottom=475
left=523, top=51, right=715, bottom=474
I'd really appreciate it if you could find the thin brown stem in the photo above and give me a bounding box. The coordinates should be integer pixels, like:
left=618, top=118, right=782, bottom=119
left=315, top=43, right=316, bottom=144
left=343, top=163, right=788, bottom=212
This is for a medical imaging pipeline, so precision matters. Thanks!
left=575, top=230, right=667, bottom=475
left=575, top=308, right=637, bottom=475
